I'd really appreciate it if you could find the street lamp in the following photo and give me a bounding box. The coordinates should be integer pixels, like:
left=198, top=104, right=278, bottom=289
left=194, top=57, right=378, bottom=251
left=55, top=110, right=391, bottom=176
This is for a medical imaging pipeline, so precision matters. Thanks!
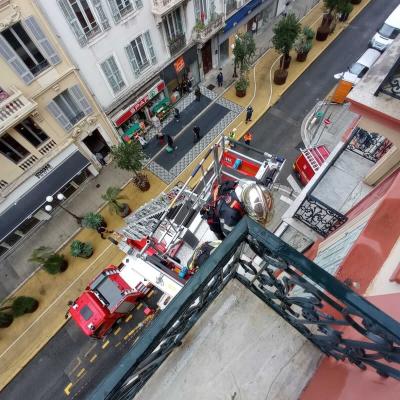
left=231, top=43, right=238, bottom=78
left=45, top=193, right=82, bottom=225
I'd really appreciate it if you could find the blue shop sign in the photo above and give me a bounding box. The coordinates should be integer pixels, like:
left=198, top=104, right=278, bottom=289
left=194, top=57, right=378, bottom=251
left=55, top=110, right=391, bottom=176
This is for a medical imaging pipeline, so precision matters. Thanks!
left=224, top=0, right=263, bottom=33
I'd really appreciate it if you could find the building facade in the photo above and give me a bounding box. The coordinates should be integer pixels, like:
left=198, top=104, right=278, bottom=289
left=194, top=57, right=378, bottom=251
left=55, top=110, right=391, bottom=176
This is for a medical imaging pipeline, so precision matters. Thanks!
left=0, top=0, right=120, bottom=257
left=36, top=0, right=278, bottom=138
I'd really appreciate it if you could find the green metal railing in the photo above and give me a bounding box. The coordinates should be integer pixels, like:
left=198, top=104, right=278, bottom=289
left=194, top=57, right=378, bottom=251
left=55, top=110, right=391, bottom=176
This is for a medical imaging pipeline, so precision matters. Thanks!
left=89, top=217, right=400, bottom=400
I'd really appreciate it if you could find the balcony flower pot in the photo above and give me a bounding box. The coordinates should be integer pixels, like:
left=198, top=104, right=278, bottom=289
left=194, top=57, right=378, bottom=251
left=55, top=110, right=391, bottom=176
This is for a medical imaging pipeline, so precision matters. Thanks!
left=273, top=69, right=288, bottom=85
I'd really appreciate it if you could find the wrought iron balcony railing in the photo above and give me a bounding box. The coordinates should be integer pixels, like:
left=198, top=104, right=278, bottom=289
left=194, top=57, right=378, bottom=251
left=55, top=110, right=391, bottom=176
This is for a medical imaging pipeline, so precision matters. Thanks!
left=89, top=217, right=400, bottom=400
left=193, top=14, right=224, bottom=43
left=0, top=87, right=37, bottom=135
left=168, top=33, right=186, bottom=56
left=151, top=0, right=185, bottom=16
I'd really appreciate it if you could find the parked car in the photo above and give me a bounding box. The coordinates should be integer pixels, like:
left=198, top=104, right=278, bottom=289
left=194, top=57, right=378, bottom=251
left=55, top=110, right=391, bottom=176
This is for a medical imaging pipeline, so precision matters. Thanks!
left=334, top=48, right=381, bottom=85
left=293, top=145, right=330, bottom=186
left=370, top=4, right=400, bottom=52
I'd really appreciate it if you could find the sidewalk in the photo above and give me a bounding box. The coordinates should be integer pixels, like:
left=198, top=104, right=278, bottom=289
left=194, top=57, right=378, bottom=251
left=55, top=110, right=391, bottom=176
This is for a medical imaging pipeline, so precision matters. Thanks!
left=0, top=0, right=372, bottom=391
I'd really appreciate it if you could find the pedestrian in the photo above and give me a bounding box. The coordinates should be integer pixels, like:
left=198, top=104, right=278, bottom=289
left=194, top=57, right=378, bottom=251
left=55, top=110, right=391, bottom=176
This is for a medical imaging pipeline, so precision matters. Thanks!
left=217, top=70, right=223, bottom=87
left=97, top=226, right=112, bottom=240
left=151, top=114, right=162, bottom=130
left=135, top=133, right=147, bottom=149
left=251, top=20, right=257, bottom=36
left=244, top=131, right=253, bottom=146
left=228, top=128, right=237, bottom=148
left=195, top=87, right=201, bottom=102
left=166, top=134, right=177, bottom=151
left=245, top=105, right=253, bottom=123
left=95, top=152, right=105, bottom=166
left=193, top=125, right=201, bottom=142
left=174, top=107, right=180, bottom=122
left=157, top=130, right=165, bottom=146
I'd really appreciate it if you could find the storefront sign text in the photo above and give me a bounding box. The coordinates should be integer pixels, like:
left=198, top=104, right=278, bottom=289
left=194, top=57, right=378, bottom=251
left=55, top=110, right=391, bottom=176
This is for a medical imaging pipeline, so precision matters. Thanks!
left=174, top=57, right=185, bottom=74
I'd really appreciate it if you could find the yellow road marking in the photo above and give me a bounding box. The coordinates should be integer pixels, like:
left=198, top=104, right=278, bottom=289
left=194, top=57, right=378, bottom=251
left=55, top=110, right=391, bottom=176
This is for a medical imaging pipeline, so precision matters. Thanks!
left=89, top=354, right=98, bottom=363
left=123, top=333, right=129, bottom=341
left=114, top=327, right=121, bottom=336
left=64, top=383, right=73, bottom=396
left=77, top=368, right=85, bottom=378
left=137, top=303, right=143, bottom=310
left=102, top=340, right=110, bottom=349
left=125, top=314, right=132, bottom=322
left=147, top=290, right=154, bottom=298
left=115, top=342, right=121, bottom=348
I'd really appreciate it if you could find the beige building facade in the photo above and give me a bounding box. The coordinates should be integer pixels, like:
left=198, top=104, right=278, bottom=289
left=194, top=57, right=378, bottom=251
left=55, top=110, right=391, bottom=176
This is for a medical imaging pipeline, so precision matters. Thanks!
left=0, top=0, right=119, bottom=257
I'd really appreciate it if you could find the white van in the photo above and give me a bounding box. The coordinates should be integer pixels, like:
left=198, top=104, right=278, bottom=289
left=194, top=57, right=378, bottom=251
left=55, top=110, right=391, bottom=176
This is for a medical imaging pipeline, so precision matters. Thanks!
left=370, top=4, right=400, bottom=52
left=334, top=48, right=381, bottom=85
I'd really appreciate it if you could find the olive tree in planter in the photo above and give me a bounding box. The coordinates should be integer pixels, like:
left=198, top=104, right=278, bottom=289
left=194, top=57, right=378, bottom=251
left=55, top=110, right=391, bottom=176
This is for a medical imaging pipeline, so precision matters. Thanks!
left=111, top=141, right=150, bottom=192
left=338, top=1, right=353, bottom=22
left=0, top=296, right=39, bottom=327
left=29, top=247, right=68, bottom=275
left=81, top=212, right=106, bottom=230
left=295, top=27, right=315, bottom=62
left=272, top=13, right=301, bottom=85
left=102, top=186, right=131, bottom=217
left=317, top=0, right=345, bottom=41
left=232, top=32, right=255, bottom=97
left=70, top=240, right=94, bottom=258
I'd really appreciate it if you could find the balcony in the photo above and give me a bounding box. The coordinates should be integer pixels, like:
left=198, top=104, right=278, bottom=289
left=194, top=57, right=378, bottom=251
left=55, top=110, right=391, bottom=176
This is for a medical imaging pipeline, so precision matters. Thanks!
left=193, top=14, right=224, bottom=44
left=151, top=0, right=185, bottom=16
left=0, top=87, right=37, bottom=135
left=168, top=33, right=186, bottom=56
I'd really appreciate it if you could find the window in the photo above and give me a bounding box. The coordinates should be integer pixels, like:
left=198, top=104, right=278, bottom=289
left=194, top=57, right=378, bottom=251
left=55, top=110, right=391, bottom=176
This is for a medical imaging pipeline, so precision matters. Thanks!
left=14, top=118, right=49, bottom=147
left=1, top=22, right=49, bottom=76
left=58, top=0, right=110, bottom=46
left=125, top=31, right=157, bottom=77
left=225, top=0, right=237, bottom=15
left=107, top=0, right=143, bottom=22
left=194, top=0, right=209, bottom=23
left=163, top=9, right=184, bottom=42
left=0, top=133, right=30, bottom=163
left=68, top=0, right=100, bottom=40
left=100, top=56, right=126, bottom=94
left=54, top=90, right=85, bottom=125
left=47, top=85, right=93, bottom=131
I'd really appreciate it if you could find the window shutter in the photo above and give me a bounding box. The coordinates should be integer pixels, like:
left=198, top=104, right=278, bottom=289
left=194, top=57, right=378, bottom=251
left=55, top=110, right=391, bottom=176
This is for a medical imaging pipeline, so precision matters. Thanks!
left=69, top=85, right=93, bottom=116
left=144, top=31, right=157, bottom=64
left=57, top=0, right=87, bottom=46
left=47, top=100, right=73, bottom=131
left=107, top=0, right=121, bottom=23
left=134, top=0, right=143, bottom=8
left=101, top=59, right=118, bottom=93
left=23, top=16, right=61, bottom=65
left=92, top=0, right=111, bottom=31
left=108, top=57, right=125, bottom=90
left=0, top=35, right=34, bottom=84
left=125, top=44, right=140, bottom=77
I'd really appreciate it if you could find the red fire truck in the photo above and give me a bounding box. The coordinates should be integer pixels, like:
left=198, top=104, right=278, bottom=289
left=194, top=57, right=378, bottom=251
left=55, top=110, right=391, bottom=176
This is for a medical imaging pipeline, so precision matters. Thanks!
left=293, top=145, right=330, bottom=186
left=68, top=135, right=286, bottom=339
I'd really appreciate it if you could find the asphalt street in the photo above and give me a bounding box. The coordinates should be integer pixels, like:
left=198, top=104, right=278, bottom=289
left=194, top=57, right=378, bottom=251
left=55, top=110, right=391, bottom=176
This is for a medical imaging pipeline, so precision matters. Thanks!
left=1, top=1, right=398, bottom=399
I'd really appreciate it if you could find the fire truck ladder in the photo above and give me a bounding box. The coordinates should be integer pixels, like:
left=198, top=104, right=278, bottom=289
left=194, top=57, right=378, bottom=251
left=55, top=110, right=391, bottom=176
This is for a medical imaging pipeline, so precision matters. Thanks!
left=302, top=148, right=320, bottom=172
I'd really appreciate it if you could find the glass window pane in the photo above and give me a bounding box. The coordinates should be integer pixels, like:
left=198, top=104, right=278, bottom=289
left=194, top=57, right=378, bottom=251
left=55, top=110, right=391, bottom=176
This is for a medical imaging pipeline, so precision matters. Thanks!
left=18, top=217, right=40, bottom=234
left=3, top=232, right=22, bottom=246
left=0, top=133, right=29, bottom=162
left=15, top=118, right=48, bottom=147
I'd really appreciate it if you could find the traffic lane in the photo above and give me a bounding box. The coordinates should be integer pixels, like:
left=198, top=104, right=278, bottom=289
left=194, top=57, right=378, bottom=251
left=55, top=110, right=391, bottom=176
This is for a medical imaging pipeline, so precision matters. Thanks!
left=249, top=0, right=398, bottom=182
left=0, top=289, right=162, bottom=400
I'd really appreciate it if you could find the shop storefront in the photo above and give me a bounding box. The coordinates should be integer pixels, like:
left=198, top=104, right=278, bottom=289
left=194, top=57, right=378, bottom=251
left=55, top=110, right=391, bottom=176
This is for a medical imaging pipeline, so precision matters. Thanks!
left=112, top=80, right=170, bottom=141
left=218, top=0, right=277, bottom=67
left=160, top=45, right=200, bottom=100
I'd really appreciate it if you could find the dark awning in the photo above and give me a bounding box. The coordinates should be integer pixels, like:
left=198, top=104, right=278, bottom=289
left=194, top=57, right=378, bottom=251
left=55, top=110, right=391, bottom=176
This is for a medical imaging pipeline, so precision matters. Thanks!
left=0, top=151, right=90, bottom=242
left=224, top=0, right=262, bottom=33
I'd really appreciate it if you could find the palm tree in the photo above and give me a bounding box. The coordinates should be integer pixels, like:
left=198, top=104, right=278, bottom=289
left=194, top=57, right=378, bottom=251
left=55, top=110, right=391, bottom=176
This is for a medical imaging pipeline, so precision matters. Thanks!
left=111, top=141, right=150, bottom=191
left=102, top=186, right=131, bottom=217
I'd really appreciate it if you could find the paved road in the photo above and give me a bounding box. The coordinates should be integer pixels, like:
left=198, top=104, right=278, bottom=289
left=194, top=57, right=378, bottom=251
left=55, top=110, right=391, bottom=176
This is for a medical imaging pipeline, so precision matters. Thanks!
left=1, top=1, right=398, bottom=399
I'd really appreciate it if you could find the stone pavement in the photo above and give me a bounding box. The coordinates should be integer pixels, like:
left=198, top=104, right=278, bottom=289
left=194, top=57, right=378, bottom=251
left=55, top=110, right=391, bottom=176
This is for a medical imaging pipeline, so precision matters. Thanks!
left=0, top=0, right=372, bottom=391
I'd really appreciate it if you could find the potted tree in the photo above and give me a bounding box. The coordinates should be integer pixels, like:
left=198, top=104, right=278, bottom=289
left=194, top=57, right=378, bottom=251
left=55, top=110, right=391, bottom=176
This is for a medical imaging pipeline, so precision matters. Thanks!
left=6, top=296, right=39, bottom=316
left=338, top=1, right=353, bottom=21
left=317, top=0, right=342, bottom=41
left=111, top=141, right=150, bottom=191
left=232, top=32, right=255, bottom=97
left=0, top=311, right=13, bottom=328
left=70, top=240, right=94, bottom=258
left=102, top=186, right=131, bottom=217
left=295, top=27, right=315, bottom=62
left=81, top=212, right=106, bottom=230
left=29, top=247, right=68, bottom=275
left=272, top=13, right=301, bottom=85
